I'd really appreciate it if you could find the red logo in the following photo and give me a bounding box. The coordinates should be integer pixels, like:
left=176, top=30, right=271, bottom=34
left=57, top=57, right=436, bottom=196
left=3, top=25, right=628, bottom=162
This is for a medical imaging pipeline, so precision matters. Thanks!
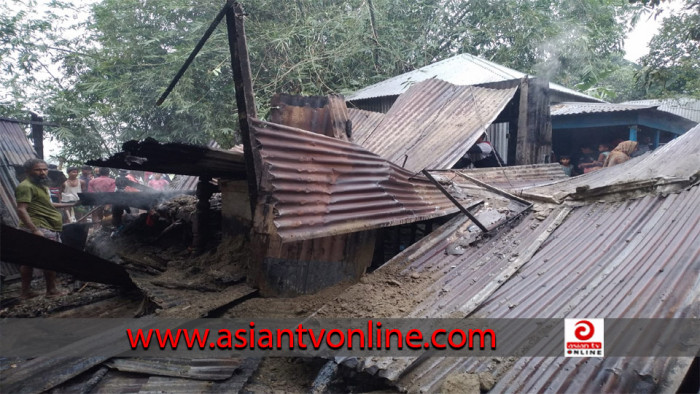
left=574, top=320, right=595, bottom=341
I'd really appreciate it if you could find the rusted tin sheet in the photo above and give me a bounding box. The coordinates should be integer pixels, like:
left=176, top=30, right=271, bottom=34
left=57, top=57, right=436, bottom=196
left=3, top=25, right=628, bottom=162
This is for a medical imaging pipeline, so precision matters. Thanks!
left=249, top=119, right=460, bottom=242
left=430, top=164, right=568, bottom=193
left=551, top=102, right=656, bottom=116
left=522, top=122, right=700, bottom=202
left=396, top=187, right=700, bottom=392
left=87, top=138, right=246, bottom=179
left=0, top=119, right=36, bottom=278
left=0, top=119, right=36, bottom=228
left=354, top=79, right=517, bottom=172
left=270, top=94, right=350, bottom=141
left=347, top=107, right=384, bottom=142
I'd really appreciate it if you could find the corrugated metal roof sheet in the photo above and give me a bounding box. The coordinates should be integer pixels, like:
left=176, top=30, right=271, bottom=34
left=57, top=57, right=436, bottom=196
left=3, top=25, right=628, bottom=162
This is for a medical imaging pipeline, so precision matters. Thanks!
left=397, top=186, right=700, bottom=393
left=347, top=53, right=600, bottom=102
left=347, top=108, right=384, bottom=143
left=0, top=119, right=37, bottom=278
left=335, top=208, right=571, bottom=381
left=623, top=98, right=700, bottom=123
left=522, top=123, right=700, bottom=202
left=431, top=164, right=568, bottom=192
left=250, top=118, right=462, bottom=242
left=551, top=102, right=657, bottom=116
left=0, top=119, right=36, bottom=227
left=354, top=79, right=518, bottom=172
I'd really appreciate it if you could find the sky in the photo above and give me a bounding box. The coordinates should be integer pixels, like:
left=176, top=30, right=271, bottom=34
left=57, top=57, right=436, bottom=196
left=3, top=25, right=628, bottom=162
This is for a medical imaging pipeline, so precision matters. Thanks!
left=623, top=1, right=685, bottom=62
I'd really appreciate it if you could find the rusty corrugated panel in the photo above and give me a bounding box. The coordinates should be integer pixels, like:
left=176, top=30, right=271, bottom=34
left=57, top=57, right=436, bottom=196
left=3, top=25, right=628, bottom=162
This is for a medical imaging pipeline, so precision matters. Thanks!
left=0, top=119, right=36, bottom=227
left=522, top=123, right=700, bottom=201
left=347, top=108, right=384, bottom=142
left=551, top=102, right=656, bottom=116
left=0, top=119, right=38, bottom=278
left=395, top=187, right=700, bottom=392
left=87, top=138, right=246, bottom=179
left=270, top=94, right=350, bottom=141
left=431, top=164, right=568, bottom=193
left=249, top=119, right=459, bottom=242
left=354, top=79, right=518, bottom=172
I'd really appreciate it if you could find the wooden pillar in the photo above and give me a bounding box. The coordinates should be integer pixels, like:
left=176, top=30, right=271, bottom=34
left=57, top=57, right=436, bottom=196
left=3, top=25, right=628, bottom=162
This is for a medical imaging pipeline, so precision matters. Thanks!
left=515, top=77, right=551, bottom=165
left=30, top=113, right=44, bottom=159
left=629, top=125, right=638, bottom=141
left=226, top=2, right=259, bottom=217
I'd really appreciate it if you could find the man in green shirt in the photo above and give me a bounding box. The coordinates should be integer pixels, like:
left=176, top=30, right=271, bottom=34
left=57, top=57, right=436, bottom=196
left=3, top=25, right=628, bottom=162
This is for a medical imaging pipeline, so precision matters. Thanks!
left=15, top=158, right=76, bottom=299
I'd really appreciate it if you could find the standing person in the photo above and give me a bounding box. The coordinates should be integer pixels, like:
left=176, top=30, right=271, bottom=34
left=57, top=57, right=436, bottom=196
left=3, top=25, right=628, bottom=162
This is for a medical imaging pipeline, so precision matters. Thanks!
left=61, top=167, right=84, bottom=223
left=603, top=141, right=638, bottom=168
left=148, top=173, right=169, bottom=191
left=80, top=165, right=94, bottom=193
left=15, top=159, right=75, bottom=299
left=88, top=167, right=116, bottom=225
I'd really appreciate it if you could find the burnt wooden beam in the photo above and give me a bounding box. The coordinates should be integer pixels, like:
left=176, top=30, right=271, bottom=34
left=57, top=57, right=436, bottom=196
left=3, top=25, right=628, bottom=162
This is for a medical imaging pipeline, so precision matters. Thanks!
left=30, top=112, right=43, bottom=159
left=78, top=191, right=194, bottom=210
left=515, top=77, right=552, bottom=165
left=226, top=2, right=260, bottom=217
left=0, top=224, right=134, bottom=287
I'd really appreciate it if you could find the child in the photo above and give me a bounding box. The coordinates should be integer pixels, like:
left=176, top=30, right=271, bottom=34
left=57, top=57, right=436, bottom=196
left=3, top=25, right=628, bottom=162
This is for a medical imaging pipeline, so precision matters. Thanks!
left=559, top=155, right=574, bottom=176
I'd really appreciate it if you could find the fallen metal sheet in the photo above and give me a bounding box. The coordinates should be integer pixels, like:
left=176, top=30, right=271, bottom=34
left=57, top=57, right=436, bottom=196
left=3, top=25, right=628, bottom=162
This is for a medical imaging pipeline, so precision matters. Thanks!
left=87, top=138, right=246, bottom=179
left=522, top=122, right=700, bottom=202
left=338, top=208, right=570, bottom=381
left=79, top=190, right=195, bottom=210
left=250, top=119, right=461, bottom=242
left=396, top=186, right=700, bottom=393
left=347, top=107, right=384, bottom=142
left=0, top=319, right=155, bottom=394
left=431, top=164, right=568, bottom=192
left=127, top=272, right=257, bottom=318
left=105, top=358, right=241, bottom=381
left=0, top=223, right=134, bottom=287
left=135, top=358, right=260, bottom=394
left=354, top=79, right=518, bottom=171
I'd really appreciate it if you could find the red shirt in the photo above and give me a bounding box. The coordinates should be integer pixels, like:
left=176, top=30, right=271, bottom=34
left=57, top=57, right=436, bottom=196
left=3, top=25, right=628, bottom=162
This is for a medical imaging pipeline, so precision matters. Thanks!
left=88, top=176, right=116, bottom=193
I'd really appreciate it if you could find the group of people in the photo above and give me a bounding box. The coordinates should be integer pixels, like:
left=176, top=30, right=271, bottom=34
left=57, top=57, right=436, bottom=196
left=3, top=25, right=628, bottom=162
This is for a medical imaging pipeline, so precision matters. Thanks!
left=559, top=138, right=651, bottom=177
left=47, top=166, right=171, bottom=224
left=14, top=159, right=173, bottom=299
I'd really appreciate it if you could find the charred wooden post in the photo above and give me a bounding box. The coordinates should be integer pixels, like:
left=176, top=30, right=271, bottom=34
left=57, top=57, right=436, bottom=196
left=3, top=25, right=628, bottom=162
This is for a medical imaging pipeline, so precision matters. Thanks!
left=226, top=2, right=260, bottom=217
left=192, top=176, right=215, bottom=252
left=30, top=112, right=44, bottom=159
left=515, top=77, right=552, bottom=165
